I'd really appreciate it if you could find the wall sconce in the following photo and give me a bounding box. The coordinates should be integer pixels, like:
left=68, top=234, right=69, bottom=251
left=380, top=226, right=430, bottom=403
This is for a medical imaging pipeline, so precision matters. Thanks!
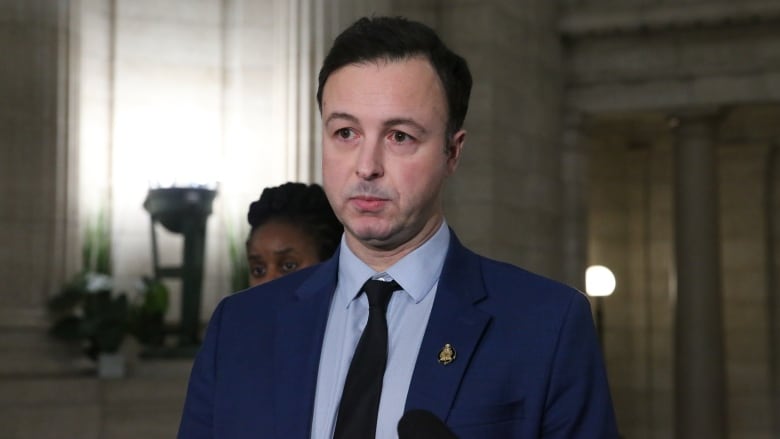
left=143, top=185, right=217, bottom=355
left=585, top=264, right=616, bottom=346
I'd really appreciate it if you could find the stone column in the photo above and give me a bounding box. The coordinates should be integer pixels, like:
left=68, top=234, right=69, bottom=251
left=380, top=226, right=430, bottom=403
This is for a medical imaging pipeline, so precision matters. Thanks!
left=561, top=111, right=588, bottom=291
left=672, top=111, right=727, bottom=439
left=0, top=0, right=79, bottom=373
left=437, top=0, right=565, bottom=279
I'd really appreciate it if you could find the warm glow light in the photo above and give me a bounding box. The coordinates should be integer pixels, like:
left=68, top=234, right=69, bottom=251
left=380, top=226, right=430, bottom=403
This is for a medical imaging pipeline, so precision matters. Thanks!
left=585, top=265, right=616, bottom=297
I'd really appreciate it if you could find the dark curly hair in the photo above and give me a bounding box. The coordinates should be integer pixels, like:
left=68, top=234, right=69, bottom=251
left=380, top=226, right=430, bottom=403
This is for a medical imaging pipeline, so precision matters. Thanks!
left=247, top=182, right=343, bottom=261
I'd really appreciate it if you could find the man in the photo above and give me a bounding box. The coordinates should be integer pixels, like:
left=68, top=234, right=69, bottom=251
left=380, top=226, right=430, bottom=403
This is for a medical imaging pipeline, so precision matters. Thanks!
left=178, top=16, right=618, bottom=439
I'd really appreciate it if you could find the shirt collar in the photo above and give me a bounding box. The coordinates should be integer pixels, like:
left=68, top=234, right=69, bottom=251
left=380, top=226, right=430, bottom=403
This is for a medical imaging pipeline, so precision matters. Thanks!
left=336, top=221, right=450, bottom=307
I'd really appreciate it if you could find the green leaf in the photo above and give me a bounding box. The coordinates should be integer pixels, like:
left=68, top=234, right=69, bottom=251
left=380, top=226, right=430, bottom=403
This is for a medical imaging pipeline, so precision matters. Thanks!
left=143, top=279, right=169, bottom=313
left=227, top=222, right=250, bottom=292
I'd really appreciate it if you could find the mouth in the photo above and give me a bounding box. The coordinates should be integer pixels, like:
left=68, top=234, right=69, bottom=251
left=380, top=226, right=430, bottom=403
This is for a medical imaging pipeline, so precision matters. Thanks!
left=349, top=196, right=388, bottom=212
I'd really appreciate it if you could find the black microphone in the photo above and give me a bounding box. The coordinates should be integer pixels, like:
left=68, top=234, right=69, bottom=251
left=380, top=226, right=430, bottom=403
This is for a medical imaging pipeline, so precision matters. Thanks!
left=397, top=409, right=459, bottom=439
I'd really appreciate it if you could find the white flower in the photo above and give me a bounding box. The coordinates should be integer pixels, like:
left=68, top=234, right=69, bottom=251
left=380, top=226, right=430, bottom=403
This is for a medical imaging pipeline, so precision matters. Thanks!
left=85, top=273, right=113, bottom=293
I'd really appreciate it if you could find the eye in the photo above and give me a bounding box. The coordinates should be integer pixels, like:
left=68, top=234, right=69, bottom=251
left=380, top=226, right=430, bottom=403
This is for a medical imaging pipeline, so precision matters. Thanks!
left=389, top=130, right=413, bottom=143
left=280, top=261, right=299, bottom=273
left=385, top=130, right=419, bottom=155
left=250, top=265, right=267, bottom=278
left=336, top=128, right=356, bottom=140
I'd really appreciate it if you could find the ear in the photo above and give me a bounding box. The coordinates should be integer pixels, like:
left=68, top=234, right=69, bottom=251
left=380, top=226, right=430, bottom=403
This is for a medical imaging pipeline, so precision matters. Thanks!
left=445, top=129, right=466, bottom=175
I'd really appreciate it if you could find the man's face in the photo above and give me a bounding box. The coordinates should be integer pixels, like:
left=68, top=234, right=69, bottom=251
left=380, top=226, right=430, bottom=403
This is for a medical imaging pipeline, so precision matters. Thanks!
left=321, top=57, right=465, bottom=255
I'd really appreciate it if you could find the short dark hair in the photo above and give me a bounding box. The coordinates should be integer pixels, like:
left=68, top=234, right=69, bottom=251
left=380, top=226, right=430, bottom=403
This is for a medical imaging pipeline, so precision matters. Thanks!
left=247, top=182, right=343, bottom=261
left=316, top=16, right=472, bottom=138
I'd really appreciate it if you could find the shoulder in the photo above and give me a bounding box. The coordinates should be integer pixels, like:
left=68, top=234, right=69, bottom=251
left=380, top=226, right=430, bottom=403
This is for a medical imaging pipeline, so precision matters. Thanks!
left=447, top=240, right=590, bottom=323
left=460, top=253, right=595, bottom=362
left=445, top=231, right=586, bottom=308
left=480, top=256, right=585, bottom=303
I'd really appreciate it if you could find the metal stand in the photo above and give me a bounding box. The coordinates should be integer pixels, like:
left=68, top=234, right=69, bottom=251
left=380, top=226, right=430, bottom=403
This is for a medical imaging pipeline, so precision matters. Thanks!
left=594, top=296, right=604, bottom=348
left=144, top=187, right=217, bottom=355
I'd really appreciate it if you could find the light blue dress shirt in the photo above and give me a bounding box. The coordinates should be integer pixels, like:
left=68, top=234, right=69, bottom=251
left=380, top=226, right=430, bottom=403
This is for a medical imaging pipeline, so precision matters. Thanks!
left=311, top=221, right=451, bottom=439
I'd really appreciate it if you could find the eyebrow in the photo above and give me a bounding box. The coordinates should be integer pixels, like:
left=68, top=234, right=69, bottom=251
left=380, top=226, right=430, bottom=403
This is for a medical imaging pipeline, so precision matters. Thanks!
left=324, top=112, right=358, bottom=126
left=383, top=118, right=427, bottom=135
left=324, top=112, right=428, bottom=135
left=247, top=247, right=297, bottom=261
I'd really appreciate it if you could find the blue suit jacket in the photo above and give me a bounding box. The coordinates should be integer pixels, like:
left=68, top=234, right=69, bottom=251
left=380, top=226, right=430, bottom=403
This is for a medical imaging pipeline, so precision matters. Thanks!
left=178, top=231, right=619, bottom=438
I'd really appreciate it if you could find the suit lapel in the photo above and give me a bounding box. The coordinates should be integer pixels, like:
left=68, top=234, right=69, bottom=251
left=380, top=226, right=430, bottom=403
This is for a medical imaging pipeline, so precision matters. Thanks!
left=404, top=231, right=491, bottom=421
left=273, top=257, right=338, bottom=438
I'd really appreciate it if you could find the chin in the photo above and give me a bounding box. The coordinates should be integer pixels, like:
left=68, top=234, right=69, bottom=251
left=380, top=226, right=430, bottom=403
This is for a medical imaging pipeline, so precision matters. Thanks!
left=348, top=222, right=396, bottom=245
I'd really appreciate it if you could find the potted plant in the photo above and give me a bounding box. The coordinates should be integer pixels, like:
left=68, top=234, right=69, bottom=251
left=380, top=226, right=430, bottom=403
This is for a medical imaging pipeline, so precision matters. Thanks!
left=47, top=214, right=131, bottom=377
left=48, top=271, right=130, bottom=377
left=48, top=213, right=177, bottom=373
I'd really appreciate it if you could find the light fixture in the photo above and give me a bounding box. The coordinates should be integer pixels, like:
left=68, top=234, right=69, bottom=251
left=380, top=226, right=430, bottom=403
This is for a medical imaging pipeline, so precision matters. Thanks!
left=586, top=265, right=616, bottom=297
left=585, top=264, right=616, bottom=346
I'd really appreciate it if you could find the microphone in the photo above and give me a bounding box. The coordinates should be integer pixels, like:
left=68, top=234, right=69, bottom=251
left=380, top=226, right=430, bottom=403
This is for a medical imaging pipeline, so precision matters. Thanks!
left=397, top=409, right=459, bottom=439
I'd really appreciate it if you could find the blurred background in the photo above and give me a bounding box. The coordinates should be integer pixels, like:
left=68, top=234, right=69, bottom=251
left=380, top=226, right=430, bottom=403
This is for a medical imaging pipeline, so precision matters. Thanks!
left=1, top=0, right=779, bottom=437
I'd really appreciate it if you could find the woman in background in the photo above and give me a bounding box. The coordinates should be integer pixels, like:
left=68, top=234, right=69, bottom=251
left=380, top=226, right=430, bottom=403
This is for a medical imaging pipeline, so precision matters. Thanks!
left=246, top=182, right=343, bottom=287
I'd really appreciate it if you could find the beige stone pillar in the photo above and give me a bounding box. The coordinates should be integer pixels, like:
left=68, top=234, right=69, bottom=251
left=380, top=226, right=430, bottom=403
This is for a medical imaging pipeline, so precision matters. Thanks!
left=0, top=1, right=76, bottom=316
left=0, top=0, right=79, bottom=373
left=672, top=111, right=727, bottom=439
left=561, top=111, right=587, bottom=291
left=436, top=1, right=565, bottom=279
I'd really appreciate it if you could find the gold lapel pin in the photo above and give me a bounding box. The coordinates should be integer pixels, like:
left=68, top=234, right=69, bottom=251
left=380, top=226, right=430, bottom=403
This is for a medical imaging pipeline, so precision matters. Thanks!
left=438, top=343, right=456, bottom=365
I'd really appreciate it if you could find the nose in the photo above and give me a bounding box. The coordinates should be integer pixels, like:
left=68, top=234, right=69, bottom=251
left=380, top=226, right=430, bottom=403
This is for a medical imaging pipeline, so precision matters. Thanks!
left=265, top=270, right=283, bottom=284
left=355, top=139, right=383, bottom=180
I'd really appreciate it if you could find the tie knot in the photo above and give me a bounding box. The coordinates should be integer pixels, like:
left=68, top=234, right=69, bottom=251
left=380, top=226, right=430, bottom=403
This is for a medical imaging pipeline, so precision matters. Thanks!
left=362, top=278, right=400, bottom=310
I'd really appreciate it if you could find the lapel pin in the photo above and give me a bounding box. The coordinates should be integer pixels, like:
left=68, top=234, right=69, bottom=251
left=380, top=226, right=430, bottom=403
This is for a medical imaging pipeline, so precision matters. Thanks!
left=438, top=343, right=456, bottom=365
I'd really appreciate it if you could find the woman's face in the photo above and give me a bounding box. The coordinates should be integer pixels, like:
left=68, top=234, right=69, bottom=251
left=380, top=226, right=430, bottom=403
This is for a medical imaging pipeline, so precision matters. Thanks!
left=246, top=220, right=321, bottom=287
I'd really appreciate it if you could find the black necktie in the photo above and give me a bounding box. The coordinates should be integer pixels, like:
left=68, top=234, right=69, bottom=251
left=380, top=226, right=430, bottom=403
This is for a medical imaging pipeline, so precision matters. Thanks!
left=334, top=278, right=400, bottom=439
